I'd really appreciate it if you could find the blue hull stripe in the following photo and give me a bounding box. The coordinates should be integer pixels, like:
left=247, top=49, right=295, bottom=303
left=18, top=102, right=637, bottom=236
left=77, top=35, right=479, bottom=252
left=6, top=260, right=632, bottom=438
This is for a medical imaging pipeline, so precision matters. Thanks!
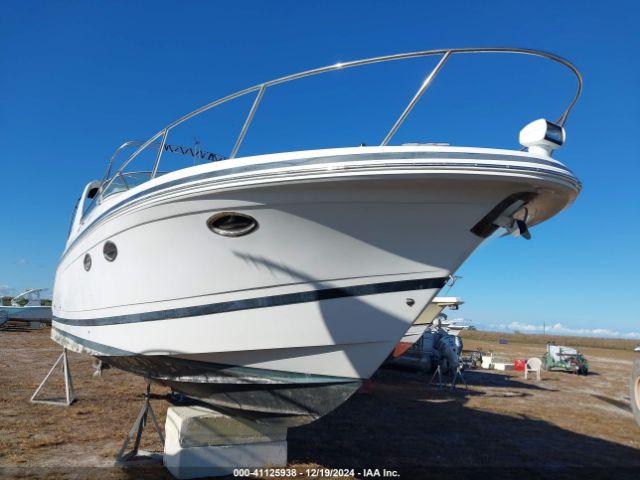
left=53, top=276, right=449, bottom=327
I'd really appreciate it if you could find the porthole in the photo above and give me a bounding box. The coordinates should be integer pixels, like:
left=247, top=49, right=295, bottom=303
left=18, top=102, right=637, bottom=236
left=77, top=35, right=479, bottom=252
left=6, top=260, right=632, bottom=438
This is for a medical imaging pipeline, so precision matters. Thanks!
left=83, top=253, right=92, bottom=271
left=103, top=241, right=118, bottom=262
left=207, top=212, right=258, bottom=237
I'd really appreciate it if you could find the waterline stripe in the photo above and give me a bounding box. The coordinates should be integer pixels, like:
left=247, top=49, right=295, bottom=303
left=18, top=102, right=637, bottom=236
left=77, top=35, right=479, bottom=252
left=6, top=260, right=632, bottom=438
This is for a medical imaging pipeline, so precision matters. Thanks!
left=51, top=328, right=360, bottom=384
left=53, top=276, right=448, bottom=327
left=52, top=327, right=132, bottom=356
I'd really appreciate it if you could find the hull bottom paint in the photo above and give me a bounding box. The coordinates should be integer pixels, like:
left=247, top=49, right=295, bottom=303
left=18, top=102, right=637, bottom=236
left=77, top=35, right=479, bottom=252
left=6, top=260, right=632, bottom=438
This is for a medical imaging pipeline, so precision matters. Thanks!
left=392, top=325, right=428, bottom=358
left=392, top=342, right=414, bottom=358
left=100, top=354, right=360, bottom=427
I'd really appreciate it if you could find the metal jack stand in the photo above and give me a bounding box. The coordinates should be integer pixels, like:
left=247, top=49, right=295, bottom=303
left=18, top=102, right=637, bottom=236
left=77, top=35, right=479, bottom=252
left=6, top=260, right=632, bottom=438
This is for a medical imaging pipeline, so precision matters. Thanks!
left=450, top=366, right=468, bottom=392
left=428, top=365, right=445, bottom=389
left=116, top=381, right=165, bottom=464
left=30, top=348, right=76, bottom=406
left=428, top=365, right=468, bottom=392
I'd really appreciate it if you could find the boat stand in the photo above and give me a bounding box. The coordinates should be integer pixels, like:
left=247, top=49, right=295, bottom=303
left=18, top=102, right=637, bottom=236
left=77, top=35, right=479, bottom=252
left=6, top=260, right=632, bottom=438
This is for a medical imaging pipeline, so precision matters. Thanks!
left=428, top=364, right=468, bottom=392
left=115, top=381, right=165, bottom=464
left=30, top=348, right=76, bottom=406
left=428, top=364, right=445, bottom=389
left=450, top=366, right=468, bottom=391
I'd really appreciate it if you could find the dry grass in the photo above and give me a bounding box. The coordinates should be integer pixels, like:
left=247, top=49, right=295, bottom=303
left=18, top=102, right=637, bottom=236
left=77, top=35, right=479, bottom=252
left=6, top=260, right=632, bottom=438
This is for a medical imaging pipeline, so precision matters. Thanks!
left=1, top=328, right=640, bottom=479
left=462, top=329, right=639, bottom=351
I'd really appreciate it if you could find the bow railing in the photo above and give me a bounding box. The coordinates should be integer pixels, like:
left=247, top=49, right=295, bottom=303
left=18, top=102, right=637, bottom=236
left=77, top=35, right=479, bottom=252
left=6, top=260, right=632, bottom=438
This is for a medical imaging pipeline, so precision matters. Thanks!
left=97, top=47, right=582, bottom=204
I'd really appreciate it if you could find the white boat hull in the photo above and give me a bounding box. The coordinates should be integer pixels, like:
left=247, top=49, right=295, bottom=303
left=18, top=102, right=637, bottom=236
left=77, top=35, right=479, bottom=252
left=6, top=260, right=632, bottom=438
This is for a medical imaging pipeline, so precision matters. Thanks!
left=52, top=146, right=580, bottom=424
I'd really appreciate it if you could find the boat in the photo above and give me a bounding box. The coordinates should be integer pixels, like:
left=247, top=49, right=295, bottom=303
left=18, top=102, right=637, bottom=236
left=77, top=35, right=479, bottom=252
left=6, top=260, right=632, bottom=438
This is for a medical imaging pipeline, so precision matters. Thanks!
left=50, top=47, right=582, bottom=426
left=0, top=288, right=52, bottom=324
left=387, top=306, right=473, bottom=373
left=436, top=317, right=472, bottom=336
left=392, top=296, right=465, bottom=357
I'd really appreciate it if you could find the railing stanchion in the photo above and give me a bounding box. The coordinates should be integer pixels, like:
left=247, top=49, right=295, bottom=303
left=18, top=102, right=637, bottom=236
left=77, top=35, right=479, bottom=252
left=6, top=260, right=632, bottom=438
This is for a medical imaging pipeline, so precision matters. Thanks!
left=230, top=85, right=266, bottom=159
left=151, top=129, right=169, bottom=179
left=380, top=51, right=452, bottom=146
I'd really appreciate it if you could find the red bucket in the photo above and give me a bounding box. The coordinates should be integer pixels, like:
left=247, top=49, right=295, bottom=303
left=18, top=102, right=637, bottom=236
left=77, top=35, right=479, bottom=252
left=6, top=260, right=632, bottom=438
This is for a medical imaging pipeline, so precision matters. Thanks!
left=514, top=359, right=526, bottom=371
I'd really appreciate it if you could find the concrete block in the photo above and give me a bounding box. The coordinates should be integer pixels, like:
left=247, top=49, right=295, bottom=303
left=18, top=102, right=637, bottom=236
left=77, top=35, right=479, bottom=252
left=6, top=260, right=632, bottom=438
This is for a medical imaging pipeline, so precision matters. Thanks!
left=163, top=406, right=288, bottom=478
left=164, top=440, right=287, bottom=479
left=165, top=406, right=287, bottom=448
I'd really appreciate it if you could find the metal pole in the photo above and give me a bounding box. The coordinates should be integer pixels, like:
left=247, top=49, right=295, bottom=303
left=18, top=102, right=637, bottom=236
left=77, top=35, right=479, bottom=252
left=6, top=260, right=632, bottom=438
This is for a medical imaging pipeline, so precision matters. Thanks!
left=380, top=51, right=452, bottom=146
left=151, top=129, right=168, bottom=179
left=63, top=349, right=71, bottom=403
left=230, top=85, right=266, bottom=159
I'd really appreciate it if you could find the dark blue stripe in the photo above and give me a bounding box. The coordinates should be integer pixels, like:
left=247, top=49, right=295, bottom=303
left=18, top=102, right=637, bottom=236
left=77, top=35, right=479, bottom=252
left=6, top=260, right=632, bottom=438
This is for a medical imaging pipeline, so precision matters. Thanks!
left=53, top=276, right=448, bottom=327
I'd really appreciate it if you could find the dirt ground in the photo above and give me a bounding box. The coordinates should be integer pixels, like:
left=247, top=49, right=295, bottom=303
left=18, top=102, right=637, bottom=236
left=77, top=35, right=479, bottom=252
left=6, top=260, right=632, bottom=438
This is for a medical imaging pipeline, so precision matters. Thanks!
left=1, top=327, right=640, bottom=479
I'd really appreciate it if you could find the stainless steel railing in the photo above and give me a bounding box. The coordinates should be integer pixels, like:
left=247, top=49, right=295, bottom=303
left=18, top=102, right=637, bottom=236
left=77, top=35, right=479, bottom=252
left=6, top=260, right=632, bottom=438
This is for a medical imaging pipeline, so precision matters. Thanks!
left=98, top=47, right=583, bottom=203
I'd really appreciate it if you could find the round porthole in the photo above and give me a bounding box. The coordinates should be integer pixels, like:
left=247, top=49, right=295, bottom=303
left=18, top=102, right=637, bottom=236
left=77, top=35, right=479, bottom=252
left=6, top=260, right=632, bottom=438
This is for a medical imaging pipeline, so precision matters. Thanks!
left=83, top=253, right=92, bottom=271
left=207, top=212, right=258, bottom=237
left=103, top=241, right=118, bottom=262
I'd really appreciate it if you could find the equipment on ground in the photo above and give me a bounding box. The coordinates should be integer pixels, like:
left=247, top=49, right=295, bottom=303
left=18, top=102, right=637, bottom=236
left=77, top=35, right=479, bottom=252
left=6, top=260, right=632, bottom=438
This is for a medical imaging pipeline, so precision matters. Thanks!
left=462, top=350, right=483, bottom=369
left=631, top=359, right=640, bottom=428
left=543, top=344, right=589, bottom=375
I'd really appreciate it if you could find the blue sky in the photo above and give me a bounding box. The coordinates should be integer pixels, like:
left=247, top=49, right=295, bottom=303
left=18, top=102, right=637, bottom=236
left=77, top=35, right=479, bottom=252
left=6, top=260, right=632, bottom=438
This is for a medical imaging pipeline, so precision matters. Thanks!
left=1, top=1, right=638, bottom=337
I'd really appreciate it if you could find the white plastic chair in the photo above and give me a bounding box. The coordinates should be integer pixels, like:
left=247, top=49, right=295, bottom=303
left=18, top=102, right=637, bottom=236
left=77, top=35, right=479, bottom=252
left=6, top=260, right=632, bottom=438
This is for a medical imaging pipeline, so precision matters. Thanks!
left=525, top=357, right=542, bottom=380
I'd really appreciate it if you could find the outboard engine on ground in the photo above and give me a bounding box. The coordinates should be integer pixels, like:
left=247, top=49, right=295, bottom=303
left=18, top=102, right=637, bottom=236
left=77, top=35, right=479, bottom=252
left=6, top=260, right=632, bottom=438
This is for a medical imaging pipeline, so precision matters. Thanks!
left=431, top=319, right=464, bottom=374
left=435, top=334, right=460, bottom=373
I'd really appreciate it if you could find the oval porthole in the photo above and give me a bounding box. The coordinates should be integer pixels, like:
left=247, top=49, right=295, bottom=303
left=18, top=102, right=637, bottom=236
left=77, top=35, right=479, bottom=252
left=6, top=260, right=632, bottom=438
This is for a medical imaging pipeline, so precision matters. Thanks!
left=83, top=253, right=92, bottom=271
left=207, top=212, right=258, bottom=237
left=103, top=241, right=118, bottom=262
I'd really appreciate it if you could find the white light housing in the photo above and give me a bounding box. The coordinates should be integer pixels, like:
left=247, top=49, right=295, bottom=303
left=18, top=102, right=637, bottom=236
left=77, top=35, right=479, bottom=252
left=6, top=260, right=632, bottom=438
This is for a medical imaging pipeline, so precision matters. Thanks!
left=519, top=118, right=566, bottom=156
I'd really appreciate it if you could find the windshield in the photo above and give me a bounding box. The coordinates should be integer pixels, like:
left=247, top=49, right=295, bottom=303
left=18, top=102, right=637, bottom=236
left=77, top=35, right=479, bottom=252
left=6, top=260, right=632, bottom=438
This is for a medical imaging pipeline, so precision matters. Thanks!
left=101, top=171, right=167, bottom=199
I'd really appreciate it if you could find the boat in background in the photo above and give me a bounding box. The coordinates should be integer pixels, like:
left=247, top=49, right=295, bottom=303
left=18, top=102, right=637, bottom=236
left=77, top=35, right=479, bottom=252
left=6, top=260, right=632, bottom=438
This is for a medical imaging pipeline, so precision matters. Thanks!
left=51, top=47, right=582, bottom=426
left=0, top=288, right=52, bottom=324
left=435, top=317, right=472, bottom=336
left=390, top=307, right=473, bottom=373
left=392, top=297, right=465, bottom=357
